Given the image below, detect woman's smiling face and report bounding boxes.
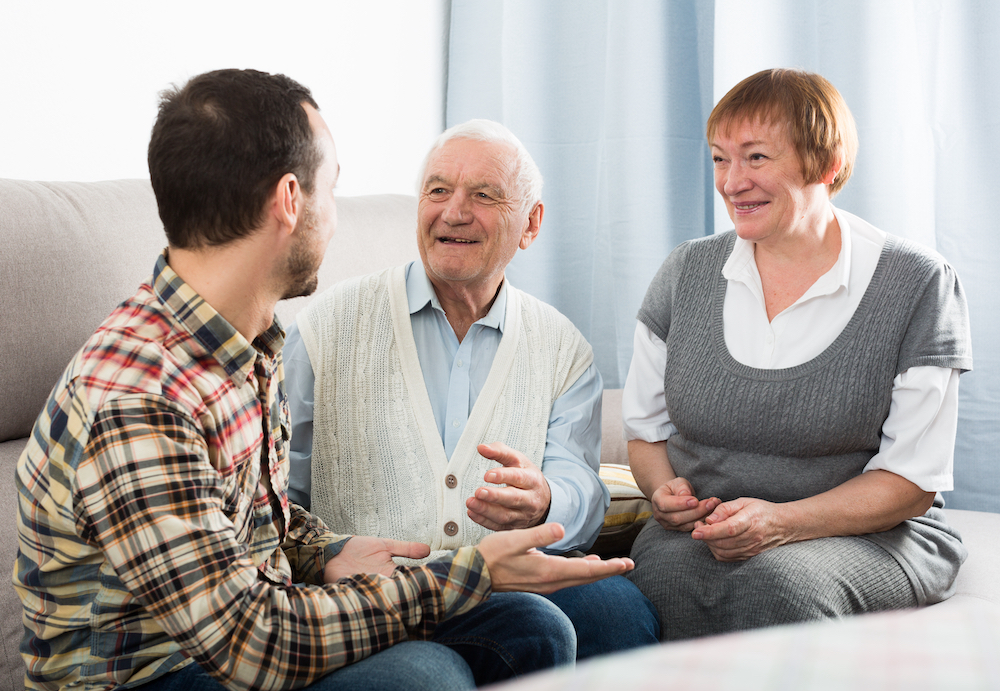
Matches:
[711,118,833,245]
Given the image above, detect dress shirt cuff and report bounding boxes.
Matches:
[539,468,606,553]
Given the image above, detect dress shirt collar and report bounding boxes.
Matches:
[405,261,507,333]
[722,203,854,299]
[154,252,284,388]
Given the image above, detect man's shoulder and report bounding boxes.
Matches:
[71,285,212,411]
[510,287,594,369]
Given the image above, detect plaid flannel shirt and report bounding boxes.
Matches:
[14,254,490,691]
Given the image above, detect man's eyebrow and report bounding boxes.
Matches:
[471,182,507,198]
[424,174,449,187]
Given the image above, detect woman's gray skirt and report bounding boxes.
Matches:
[627,518,917,641]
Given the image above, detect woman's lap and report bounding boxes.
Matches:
[627,519,917,641]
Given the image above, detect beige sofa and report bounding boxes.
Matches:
[1,179,998,690]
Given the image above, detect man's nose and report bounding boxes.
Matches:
[441,191,472,225]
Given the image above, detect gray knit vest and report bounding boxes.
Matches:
[637,231,973,604]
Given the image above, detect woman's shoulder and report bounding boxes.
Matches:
[876,234,962,297]
[656,231,736,276]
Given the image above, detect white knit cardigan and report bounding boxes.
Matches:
[297,265,593,559]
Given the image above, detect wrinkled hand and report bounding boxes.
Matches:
[477,523,634,594]
[466,442,551,531]
[323,536,431,583]
[691,497,791,562]
[650,477,721,532]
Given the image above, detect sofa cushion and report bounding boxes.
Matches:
[0,179,419,445]
[589,463,653,558]
[0,179,166,443]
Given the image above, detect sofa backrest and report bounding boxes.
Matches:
[0,178,418,443]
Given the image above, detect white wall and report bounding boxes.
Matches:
[0,0,450,197]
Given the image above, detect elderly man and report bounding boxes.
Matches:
[284,119,660,659]
[13,72,634,691]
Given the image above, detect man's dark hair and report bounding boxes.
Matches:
[148,69,321,248]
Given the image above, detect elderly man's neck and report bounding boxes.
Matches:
[429,274,505,343]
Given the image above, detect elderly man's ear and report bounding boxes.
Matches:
[519,202,544,250]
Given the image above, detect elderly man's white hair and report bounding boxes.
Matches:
[417,119,543,212]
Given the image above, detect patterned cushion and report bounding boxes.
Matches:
[589,464,652,558]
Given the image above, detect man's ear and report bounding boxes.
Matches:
[519,202,544,250]
[272,173,302,235]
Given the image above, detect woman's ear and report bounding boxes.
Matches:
[822,154,844,186]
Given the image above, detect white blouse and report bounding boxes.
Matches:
[622,206,959,492]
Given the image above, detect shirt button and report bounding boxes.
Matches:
[452,419,461,428]
[446,474,458,488]
[457,359,464,368]
[444,521,459,536]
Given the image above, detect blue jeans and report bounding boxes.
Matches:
[430,591,576,686]
[542,575,661,659]
[138,591,574,690]
[137,641,475,691]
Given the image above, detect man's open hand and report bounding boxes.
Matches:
[323,536,432,583]
[467,442,551,531]
[477,523,633,594]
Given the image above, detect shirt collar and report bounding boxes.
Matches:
[721,202,853,298]
[153,252,284,388]
[405,260,507,333]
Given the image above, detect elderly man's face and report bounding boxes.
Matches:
[417,137,539,296]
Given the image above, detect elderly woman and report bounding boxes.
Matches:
[623,68,973,640]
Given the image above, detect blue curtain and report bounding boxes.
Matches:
[447,0,999,513]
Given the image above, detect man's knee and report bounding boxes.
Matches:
[544,576,660,657]
[314,641,474,691]
[432,591,576,680]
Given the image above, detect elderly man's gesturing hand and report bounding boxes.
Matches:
[467,442,552,531]
[477,523,633,593]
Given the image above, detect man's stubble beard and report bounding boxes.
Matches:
[281,203,322,300]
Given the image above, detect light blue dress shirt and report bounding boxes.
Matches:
[284,262,608,552]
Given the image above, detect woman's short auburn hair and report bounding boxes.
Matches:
[706,68,859,196]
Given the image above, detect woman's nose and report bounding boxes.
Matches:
[723,162,752,196]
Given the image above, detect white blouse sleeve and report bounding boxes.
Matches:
[622,322,678,443]
[863,365,961,491]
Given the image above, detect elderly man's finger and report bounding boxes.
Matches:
[483,466,538,488]
[477,442,531,468]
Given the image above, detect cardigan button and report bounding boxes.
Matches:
[445,474,458,488]
[444,521,459,536]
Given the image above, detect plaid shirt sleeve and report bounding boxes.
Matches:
[78,394,491,690]
[282,502,351,585]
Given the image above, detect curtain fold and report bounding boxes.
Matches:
[447,0,999,512]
